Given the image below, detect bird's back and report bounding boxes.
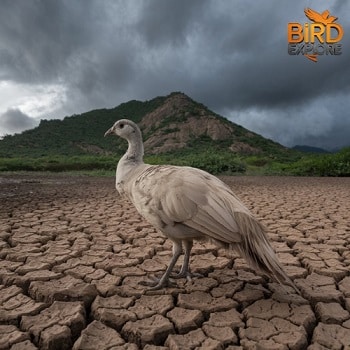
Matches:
[127,164,252,240]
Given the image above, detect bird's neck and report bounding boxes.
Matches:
[124,132,144,163]
[116,133,145,194]
[118,129,144,169]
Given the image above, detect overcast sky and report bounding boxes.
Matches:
[0,0,349,150]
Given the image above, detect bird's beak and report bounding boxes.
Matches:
[104,127,113,137]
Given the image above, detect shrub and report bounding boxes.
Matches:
[287,147,350,176]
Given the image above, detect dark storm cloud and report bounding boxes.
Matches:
[0,0,137,103]
[0,0,90,83]
[136,0,205,47]
[206,5,347,108]
[0,0,349,149]
[231,93,350,150]
[0,108,36,134]
[132,0,350,113]
[289,94,350,150]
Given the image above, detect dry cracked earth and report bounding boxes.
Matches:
[0,174,350,350]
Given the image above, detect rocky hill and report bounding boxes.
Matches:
[0,92,291,159]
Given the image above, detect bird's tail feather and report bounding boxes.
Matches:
[231,212,300,294]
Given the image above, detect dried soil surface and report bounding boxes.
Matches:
[0,174,349,350]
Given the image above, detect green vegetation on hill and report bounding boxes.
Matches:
[0,97,166,158]
[0,92,292,160]
[0,92,348,176]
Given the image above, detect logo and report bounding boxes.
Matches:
[288,8,344,62]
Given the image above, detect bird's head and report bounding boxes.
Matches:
[104,119,140,139]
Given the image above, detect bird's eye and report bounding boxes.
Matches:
[119,123,124,129]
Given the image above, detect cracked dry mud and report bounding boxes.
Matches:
[0,174,349,350]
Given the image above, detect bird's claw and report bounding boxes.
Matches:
[171,271,203,282]
[139,276,176,290]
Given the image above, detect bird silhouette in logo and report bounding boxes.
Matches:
[304,8,338,25]
[303,8,338,62]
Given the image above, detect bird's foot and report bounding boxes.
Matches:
[171,270,203,282]
[139,275,176,290]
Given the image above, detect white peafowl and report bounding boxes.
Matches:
[105,119,299,293]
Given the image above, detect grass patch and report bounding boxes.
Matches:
[0,151,246,176]
[0,147,348,176]
[0,155,118,173]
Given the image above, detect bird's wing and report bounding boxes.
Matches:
[304,8,337,25]
[321,10,330,19]
[131,165,251,244]
[304,8,323,23]
[321,10,337,22]
[321,10,337,23]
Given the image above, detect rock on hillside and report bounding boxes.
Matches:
[141,94,230,153]
[140,93,264,155]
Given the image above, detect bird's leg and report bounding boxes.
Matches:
[142,240,183,290]
[172,240,202,281]
[175,240,192,278]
